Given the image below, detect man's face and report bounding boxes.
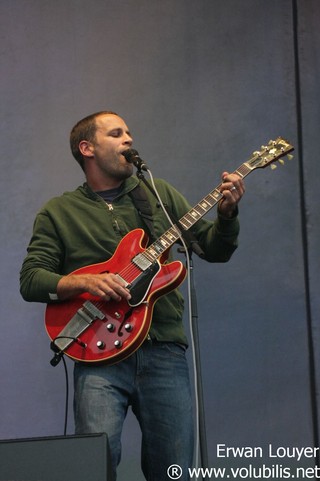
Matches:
[89,114,134,182]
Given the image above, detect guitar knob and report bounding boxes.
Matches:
[114,340,123,349]
[124,323,133,332]
[107,323,115,332]
[97,341,105,350]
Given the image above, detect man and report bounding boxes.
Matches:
[20,111,245,480]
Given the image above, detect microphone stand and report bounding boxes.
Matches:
[134,164,209,478]
[189,254,209,477]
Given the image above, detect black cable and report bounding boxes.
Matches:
[292,0,319,460]
[61,355,69,436]
[49,338,71,436]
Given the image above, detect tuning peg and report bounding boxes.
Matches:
[287,154,293,160]
[279,159,285,165]
[270,164,277,170]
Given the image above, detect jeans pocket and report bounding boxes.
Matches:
[161,342,187,358]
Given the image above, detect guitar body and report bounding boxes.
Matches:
[45,229,187,364]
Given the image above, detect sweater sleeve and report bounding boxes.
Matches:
[196,211,239,262]
[20,210,64,303]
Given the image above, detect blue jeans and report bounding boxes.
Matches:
[73,341,194,480]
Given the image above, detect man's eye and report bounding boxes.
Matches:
[109,130,121,137]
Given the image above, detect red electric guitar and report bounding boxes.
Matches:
[46,137,294,365]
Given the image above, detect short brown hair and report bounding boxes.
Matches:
[70,111,118,170]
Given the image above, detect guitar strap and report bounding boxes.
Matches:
[129,184,157,241]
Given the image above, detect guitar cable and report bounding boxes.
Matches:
[60,355,69,437]
[48,344,70,436]
[50,335,85,436]
[50,336,86,366]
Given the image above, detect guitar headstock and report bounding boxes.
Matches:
[247,137,294,171]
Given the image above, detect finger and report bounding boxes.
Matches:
[220,180,238,196]
[222,178,244,197]
[102,275,131,301]
[222,190,238,204]
[232,177,245,194]
[110,275,132,298]
[220,185,242,207]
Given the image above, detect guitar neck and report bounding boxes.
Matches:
[142,136,293,263]
[143,162,252,262]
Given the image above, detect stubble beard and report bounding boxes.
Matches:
[107,155,133,182]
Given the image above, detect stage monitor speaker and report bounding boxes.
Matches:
[0,432,113,481]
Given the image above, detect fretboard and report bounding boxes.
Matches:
[142,161,255,263]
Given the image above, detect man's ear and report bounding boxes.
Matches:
[79,140,94,158]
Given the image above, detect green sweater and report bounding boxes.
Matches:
[20,176,240,345]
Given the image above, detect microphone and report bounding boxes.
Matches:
[123,149,149,172]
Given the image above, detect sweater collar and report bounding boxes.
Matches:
[80,176,140,201]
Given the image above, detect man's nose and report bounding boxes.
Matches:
[123,133,133,145]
